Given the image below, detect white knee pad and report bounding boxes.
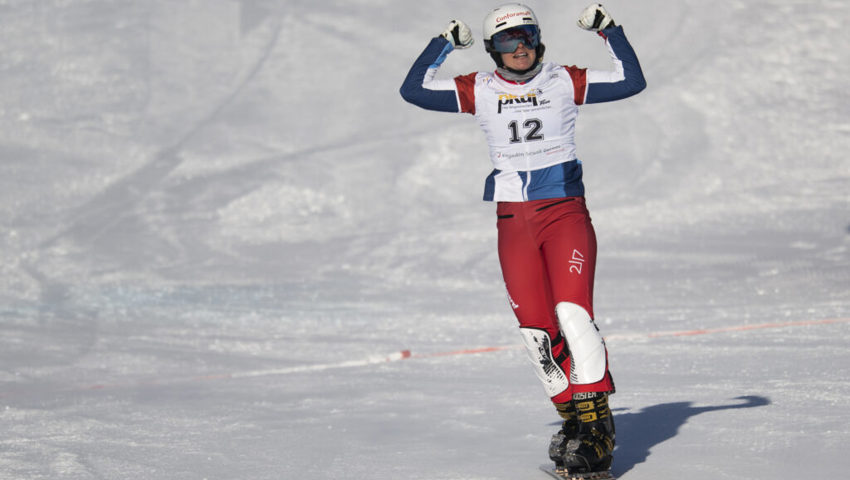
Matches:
[555,302,607,384]
[519,327,570,397]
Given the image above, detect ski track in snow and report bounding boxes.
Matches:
[0,1,848,480]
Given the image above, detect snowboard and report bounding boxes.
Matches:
[539,464,616,480]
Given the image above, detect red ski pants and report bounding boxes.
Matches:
[496,197,613,403]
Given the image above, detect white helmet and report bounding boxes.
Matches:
[482,3,539,44]
[482,3,544,71]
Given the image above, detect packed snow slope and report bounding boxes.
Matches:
[0,1,848,479]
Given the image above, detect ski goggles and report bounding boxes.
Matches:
[489,25,540,53]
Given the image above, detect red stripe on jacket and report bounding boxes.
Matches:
[454,73,477,114]
[564,66,587,105]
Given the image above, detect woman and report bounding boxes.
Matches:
[399,3,645,475]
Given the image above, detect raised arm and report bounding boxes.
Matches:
[399,20,474,112]
[577,4,647,104]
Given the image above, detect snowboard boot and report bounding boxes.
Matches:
[553,392,615,474]
[548,401,581,472]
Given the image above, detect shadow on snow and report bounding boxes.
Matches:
[611,395,771,476]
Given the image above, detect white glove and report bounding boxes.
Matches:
[577,4,616,32]
[440,20,474,49]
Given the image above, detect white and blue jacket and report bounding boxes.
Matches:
[400,26,646,202]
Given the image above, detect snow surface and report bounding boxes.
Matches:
[1,0,848,479]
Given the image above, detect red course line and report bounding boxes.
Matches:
[3,317,846,399]
[645,317,850,338]
[403,317,850,360]
[410,346,516,359]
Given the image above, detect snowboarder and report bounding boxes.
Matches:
[399,3,646,475]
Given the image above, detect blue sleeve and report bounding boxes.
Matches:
[585,26,647,104]
[399,37,461,112]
